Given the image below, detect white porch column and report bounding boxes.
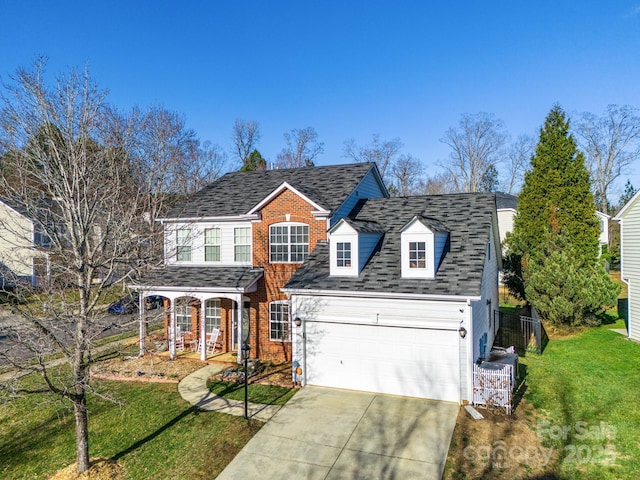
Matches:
[236,294,243,364]
[139,292,146,357]
[200,298,207,361]
[169,303,177,360]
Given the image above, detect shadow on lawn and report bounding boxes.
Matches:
[112,405,200,461]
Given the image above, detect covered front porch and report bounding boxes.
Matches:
[134,266,264,363]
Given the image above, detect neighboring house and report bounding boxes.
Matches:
[0,198,50,287]
[134,163,388,362]
[496,192,610,255]
[614,191,640,342]
[134,163,501,404]
[285,194,500,403]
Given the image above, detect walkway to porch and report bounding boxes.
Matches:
[177,363,282,422]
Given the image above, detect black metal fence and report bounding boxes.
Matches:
[494,308,548,355]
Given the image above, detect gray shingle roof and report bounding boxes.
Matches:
[162,163,378,219]
[285,193,497,297]
[496,192,518,210]
[334,218,385,234]
[134,266,263,291]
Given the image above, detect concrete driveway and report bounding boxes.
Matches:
[216,386,459,480]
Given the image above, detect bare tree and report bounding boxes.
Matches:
[231,118,261,169]
[503,134,534,194]
[275,127,324,168]
[343,134,402,182]
[417,171,457,195]
[440,113,507,193]
[389,154,423,196]
[0,60,172,474]
[575,105,640,211]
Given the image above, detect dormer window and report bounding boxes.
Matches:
[337,242,352,267]
[400,216,448,279]
[269,223,309,263]
[409,242,426,269]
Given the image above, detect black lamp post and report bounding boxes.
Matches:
[242,317,251,419]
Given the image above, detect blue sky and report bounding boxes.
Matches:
[1,1,640,197]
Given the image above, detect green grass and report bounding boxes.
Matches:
[0,378,261,479]
[207,380,297,405]
[521,321,640,479]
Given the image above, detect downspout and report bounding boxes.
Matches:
[466,298,474,403]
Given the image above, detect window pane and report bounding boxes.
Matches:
[269,302,290,341]
[205,299,221,332]
[270,224,309,263]
[234,227,251,262]
[337,242,352,267]
[205,245,220,262]
[176,229,192,261]
[409,241,426,268]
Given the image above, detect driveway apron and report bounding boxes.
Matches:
[216,386,458,480]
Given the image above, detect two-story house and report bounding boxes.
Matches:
[135,163,501,404]
[134,163,387,362]
[0,197,51,287]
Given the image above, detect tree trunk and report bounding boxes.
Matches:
[73,395,90,473]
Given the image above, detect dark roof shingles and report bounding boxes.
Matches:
[135,266,263,291]
[286,193,496,297]
[163,163,375,219]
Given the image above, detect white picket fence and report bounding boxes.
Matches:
[472,362,514,414]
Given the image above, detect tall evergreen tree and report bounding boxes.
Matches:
[505,105,619,326]
[509,105,599,266]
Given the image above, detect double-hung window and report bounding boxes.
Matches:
[336,242,352,267]
[176,229,192,262]
[234,227,251,262]
[409,241,426,269]
[269,224,309,263]
[175,302,192,334]
[204,228,221,262]
[205,299,221,333]
[269,301,290,341]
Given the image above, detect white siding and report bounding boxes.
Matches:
[291,294,470,402]
[471,227,499,360]
[0,202,37,283]
[164,221,253,266]
[332,168,387,225]
[497,208,516,250]
[329,222,359,276]
[619,199,640,341]
[401,221,436,278]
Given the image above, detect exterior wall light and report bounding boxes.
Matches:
[458,326,467,338]
[294,317,302,327]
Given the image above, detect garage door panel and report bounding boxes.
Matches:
[305,321,461,402]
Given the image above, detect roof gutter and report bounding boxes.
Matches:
[282,287,481,302]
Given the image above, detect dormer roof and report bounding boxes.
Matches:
[399,215,449,234]
[329,217,385,234]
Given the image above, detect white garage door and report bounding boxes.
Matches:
[304,321,461,402]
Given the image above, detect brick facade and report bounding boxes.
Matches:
[161,188,327,363]
[250,189,327,362]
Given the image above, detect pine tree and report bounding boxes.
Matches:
[506,105,619,326]
[509,104,599,266]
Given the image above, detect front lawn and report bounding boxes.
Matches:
[207,380,297,405]
[0,379,261,479]
[446,320,640,479]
